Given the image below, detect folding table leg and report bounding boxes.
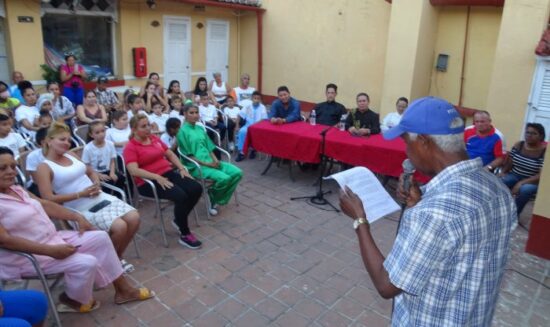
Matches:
[261,156,276,175]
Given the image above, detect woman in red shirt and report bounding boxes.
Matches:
[124,114,203,249]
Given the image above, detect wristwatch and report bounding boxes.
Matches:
[353,217,368,230]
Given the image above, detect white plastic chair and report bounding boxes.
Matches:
[177,146,239,219]
[128,172,200,248]
[0,249,63,327]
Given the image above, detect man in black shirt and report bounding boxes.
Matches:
[345,92,380,136]
[313,83,347,126]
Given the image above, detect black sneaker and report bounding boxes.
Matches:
[249,150,256,159]
[179,233,202,249]
[235,153,245,162]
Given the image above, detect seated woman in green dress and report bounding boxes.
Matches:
[176,105,243,216]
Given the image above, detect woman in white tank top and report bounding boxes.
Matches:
[208,72,232,105]
[35,122,140,273]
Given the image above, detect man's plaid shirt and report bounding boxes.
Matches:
[384,158,516,327]
[95,88,119,108]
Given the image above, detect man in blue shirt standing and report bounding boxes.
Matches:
[340,96,516,327]
[269,86,301,124]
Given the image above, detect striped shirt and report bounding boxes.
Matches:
[384,158,516,327]
[510,141,545,178]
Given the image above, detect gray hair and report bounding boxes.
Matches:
[213,72,221,78]
[408,116,465,153]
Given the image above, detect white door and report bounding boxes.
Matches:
[526,58,550,141]
[0,19,9,83]
[206,19,229,82]
[163,16,191,91]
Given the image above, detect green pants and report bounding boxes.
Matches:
[193,161,242,205]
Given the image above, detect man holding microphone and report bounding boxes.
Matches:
[340,97,516,326]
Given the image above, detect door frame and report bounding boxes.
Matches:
[163,15,192,90]
[525,56,550,141]
[205,18,230,82]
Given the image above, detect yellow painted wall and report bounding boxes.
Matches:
[4,0,44,82]
[429,6,502,110]
[486,0,550,142]
[260,0,391,109]
[238,12,258,89]
[410,1,439,103]
[379,0,438,116]
[483,0,550,217]
[119,0,240,91]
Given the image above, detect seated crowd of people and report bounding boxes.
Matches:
[0,59,546,321]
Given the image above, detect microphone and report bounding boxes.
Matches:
[402,159,416,195]
[397,159,416,235]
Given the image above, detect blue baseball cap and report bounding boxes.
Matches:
[383,96,464,140]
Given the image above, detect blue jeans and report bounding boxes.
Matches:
[63,86,84,106]
[501,172,538,215]
[0,290,48,327]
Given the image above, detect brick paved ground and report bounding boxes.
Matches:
[17,157,550,326]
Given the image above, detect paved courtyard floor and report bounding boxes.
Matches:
[20,156,550,326]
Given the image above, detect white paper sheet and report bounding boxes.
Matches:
[325,167,400,223]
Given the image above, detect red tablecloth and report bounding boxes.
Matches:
[324,129,408,177]
[244,120,430,182]
[245,121,324,163]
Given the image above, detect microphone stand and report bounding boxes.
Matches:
[290,126,340,212]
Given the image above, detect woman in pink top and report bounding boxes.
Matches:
[124,113,203,249]
[0,147,154,313]
[35,122,139,273]
[59,54,87,106]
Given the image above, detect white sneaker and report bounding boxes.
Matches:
[228,142,235,152]
[121,259,135,273]
[209,204,218,216]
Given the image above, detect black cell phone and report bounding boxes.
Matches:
[88,200,111,213]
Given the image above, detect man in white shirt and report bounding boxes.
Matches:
[381,97,408,132]
[230,73,256,108]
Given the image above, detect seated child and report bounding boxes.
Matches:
[106,110,131,156]
[82,121,126,193]
[161,117,181,151]
[221,95,241,152]
[25,127,48,196]
[198,92,226,144]
[37,109,53,129]
[168,95,185,123]
[236,91,268,162]
[0,109,26,158]
[149,101,169,134]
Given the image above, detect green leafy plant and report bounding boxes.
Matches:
[40,64,61,83]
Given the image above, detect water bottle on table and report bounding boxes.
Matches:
[310,110,316,126]
[339,115,346,131]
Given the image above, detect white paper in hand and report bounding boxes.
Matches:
[326,167,400,224]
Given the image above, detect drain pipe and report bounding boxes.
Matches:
[458,6,471,107]
[257,10,264,93]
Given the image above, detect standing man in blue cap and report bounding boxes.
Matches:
[339,96,516,327]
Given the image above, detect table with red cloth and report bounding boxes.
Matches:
[244,120,429,182]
